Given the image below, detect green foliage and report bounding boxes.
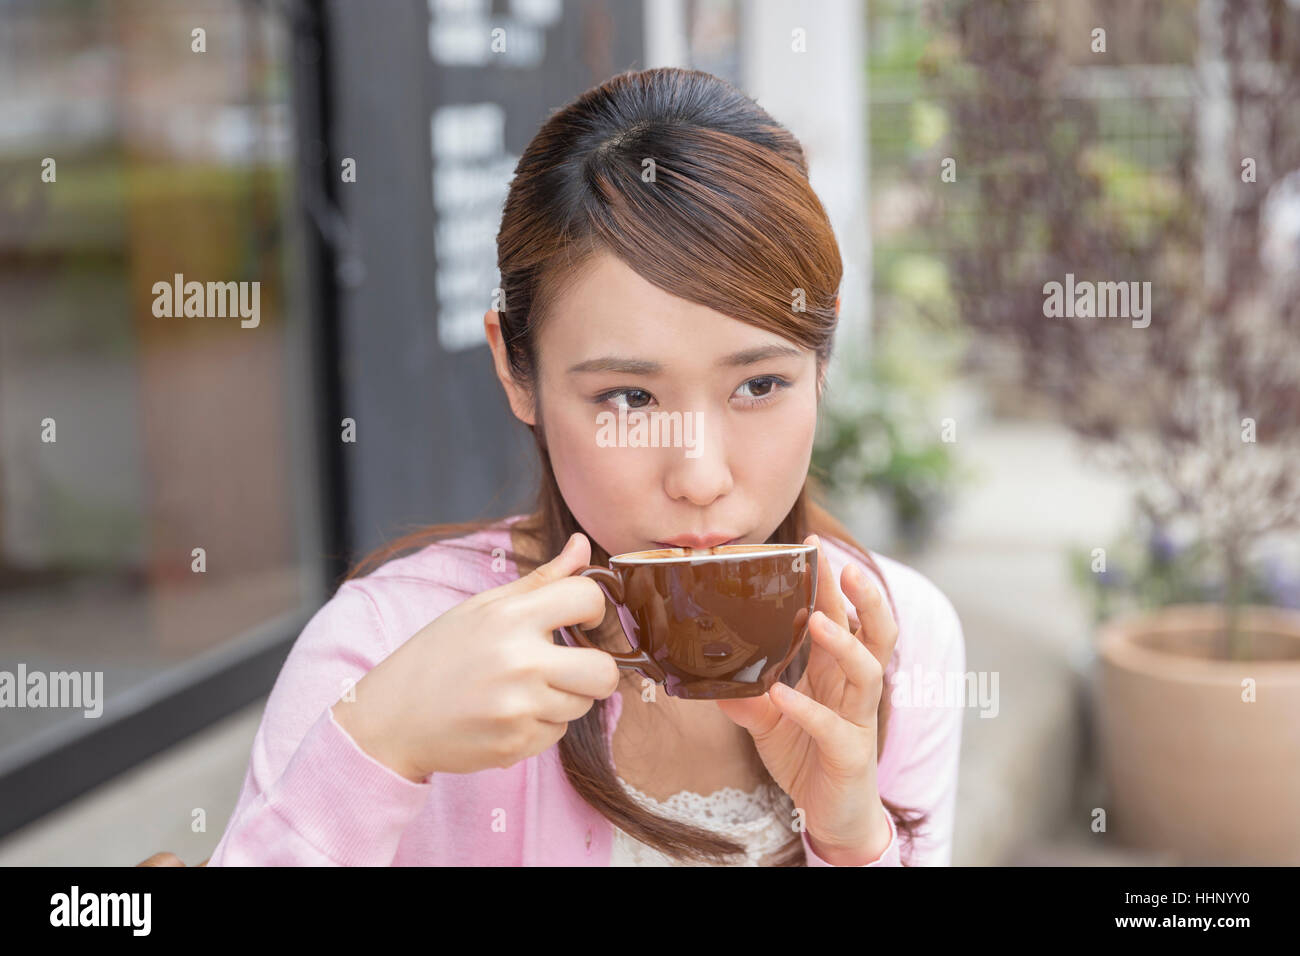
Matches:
[1069,518,1295,629]
[813,319,964,550]
[848,4,971,549]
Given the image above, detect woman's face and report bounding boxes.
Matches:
[486,251,822,558]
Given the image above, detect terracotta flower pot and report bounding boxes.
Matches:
[1096,604,1300,864]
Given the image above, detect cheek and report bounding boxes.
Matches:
[767,398,819,526]
[545,404,643,541]
[742,393,818,469]
[791,392,820,456]
[548,408,603,491]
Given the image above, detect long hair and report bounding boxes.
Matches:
[346,67,927,865]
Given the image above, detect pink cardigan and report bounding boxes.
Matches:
[208,517,965,866]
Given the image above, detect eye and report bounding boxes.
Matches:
[596,387,654,410]
[734,375,791,407]
[594,376,792,411]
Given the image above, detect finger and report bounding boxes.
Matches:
[877,676,893,763]
[536,643,622,699]
[840,562,898,669]
[809,609,881,728]
[806,535,850,633]
[715,692,782,736]
[836,563,898,760]
[488,531,592,600]
[136,852,186,867]
[768,680,851,756]
[507,572,610,636]
[530,683,607,723]
[802,534,849,695]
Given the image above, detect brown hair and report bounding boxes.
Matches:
[346,67,927,865]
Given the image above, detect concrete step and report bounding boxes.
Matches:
[912,543,1095,865]
[0,697,263,866]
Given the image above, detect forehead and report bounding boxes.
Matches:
[538,251,806,367]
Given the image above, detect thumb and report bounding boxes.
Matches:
[498,531,593,597]
[715,693,781,736]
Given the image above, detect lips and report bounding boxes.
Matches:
[656,532,739,548]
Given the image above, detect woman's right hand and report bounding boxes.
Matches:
[331,532,621,782]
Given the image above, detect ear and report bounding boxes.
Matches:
[484,309,537,426]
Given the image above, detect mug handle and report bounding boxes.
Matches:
[557,566,665,681]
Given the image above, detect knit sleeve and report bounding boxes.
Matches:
[876,575,966,866]
[801,809,902,866]
[205,582,439,866]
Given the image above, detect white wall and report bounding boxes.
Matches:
[741,0,870,369]
[643,0,872,373]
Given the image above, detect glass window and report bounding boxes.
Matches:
[0,1,317,768]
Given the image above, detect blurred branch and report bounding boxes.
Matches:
[921,0,1300,654]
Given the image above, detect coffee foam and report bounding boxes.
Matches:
[612,543,814,564]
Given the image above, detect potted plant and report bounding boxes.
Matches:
[1071,519,1300,863]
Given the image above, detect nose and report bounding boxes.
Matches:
[662,420,733,506]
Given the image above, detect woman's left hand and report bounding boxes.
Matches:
[716,534,898,865]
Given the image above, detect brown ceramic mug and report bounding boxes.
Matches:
[557,543,818,700]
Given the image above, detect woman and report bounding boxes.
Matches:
[203,66,965,867]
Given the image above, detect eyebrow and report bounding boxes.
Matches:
[567,344,803,375]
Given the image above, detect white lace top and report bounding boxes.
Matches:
[609,774,799,866]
